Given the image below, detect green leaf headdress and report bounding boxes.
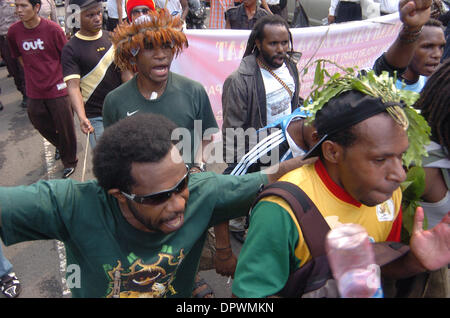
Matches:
[303,60,431,168]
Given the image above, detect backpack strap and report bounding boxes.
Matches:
[252,181,331,258]
[252,182,412,298]
[251,181,333,297]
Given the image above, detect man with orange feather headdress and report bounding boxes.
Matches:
[103,9,218,170]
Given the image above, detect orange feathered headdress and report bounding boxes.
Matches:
[112,9,188,72]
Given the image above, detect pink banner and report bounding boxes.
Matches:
[171,14,402,129]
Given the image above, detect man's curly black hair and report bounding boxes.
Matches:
[93,113,177,192]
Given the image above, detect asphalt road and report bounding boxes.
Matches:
[0,65,75,298]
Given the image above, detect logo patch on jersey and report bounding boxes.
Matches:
[325,215,343,229]
[127,110,139,117]
[376,199,394,222]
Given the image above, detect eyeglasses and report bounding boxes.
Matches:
[143,41,174,50]
[286,51,302,64]
[121,165,190,205]
[131,8,150,15]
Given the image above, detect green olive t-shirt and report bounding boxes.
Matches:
[0,172,266,298]
[102,73,218,164]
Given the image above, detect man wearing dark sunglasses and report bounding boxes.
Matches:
[125,0,155,23]
[0,113,313,298]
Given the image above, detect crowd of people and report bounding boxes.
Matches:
[0,0,449,299]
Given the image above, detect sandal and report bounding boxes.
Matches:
[192,275,214,298]
[0,272,21,298]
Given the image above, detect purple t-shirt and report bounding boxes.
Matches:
[7,18,68,99]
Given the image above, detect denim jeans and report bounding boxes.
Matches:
[0,243,12,277]
[89,116,104,149]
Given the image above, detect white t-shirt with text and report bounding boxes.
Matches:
[260,62,294,125]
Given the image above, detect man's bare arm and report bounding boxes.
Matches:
[384,0,432,69]
[66,78,93,134]
[116,0,124,22]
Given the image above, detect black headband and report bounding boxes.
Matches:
[303,92,404,159]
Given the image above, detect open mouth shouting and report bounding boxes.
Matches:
[152,64,170,78]
[161,213,184,232]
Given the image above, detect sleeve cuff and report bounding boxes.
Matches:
[63,74,81,82]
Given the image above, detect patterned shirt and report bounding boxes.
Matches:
[0,0,18,36]
[209,0,234,29]
[62,30,122,118]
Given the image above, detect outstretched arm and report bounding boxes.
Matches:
[263,155,317,184]
[382,207,450,279]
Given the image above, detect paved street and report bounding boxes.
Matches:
[0,65,74,298]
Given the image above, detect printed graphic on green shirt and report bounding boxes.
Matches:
[103,245,185,298]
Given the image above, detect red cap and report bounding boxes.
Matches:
[126,0,156,20]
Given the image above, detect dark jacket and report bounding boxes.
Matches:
[221,53,301,164]
[224,4,269,30]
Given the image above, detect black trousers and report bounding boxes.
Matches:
[0,35,26,97]
[27,96,78,168]
[335,1,362,23]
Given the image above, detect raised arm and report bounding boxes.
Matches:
[383,0,432,71]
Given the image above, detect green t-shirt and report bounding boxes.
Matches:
[0,172,267,298]
[102,73,218,164]
[232,201,301,298]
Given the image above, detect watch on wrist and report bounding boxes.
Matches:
[192,162,206,172]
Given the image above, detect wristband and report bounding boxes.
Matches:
[216,245,231,251]
[399,25,423,43]
[216,250,233,261]
[192,162,206,172]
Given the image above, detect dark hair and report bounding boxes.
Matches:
[93,113,177,191]
[315,90,391,159]
[315,92,359,159]
[28,0,41,7]
[243,14,293,58]
[413,58,450,156]
[424,18,445,31]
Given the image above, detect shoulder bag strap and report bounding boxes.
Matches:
[252,181,330,257]
[257,59,293,98]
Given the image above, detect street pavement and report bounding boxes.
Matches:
[0,65,72,298]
